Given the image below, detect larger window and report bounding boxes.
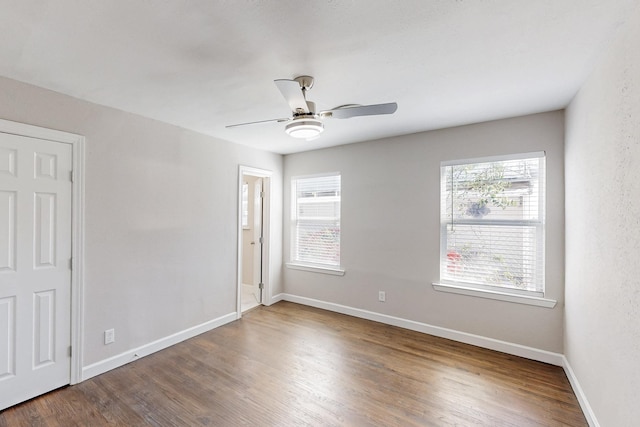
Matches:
[291,173,341,269]
[440,152,545,296]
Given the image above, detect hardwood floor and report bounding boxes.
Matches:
[0,302,586,426]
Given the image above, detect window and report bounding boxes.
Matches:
[439,152,545,297]
[241,182,249,229]
[290,173,341,270]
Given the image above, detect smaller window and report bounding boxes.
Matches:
[291,173,341,268]
[439,152,545,297]
[241,182,249,229]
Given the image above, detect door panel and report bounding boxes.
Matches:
[0,147,17,176]
[33,289,55,367]
[0,296,15,379]
[252,179,263,303]
[0,190,16,271]
[34,192,57,268]
[0,132,72,410]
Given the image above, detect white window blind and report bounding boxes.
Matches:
[440,152,545,295]
[292,173,341,267]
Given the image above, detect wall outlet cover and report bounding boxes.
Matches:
[104,329,115,344]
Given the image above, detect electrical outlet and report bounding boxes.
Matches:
[104,329,115,345]
[378,291,386,302]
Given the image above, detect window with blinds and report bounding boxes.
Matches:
[440,152,545,296]
[291,173,341,267]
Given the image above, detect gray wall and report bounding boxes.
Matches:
[565,4,640,425]
[0,76,283,367]
[284,111,565,352]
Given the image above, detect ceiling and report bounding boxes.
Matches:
[0,1,637,154]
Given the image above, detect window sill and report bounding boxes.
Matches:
[286,263,345,276]
[432,282,557,308]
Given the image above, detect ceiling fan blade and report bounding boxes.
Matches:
[226,117,290,128]
[323,102,398,119]
[274,79,310,114]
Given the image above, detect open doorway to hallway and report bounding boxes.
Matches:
[237,166,272,316]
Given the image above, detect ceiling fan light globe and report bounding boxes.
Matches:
[284,119,324,139]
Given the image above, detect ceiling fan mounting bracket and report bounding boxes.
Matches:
[294,75,314,91]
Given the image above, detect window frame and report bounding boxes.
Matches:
[287,172,345,276]
[433,152,556,308]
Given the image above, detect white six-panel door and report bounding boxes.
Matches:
[0,132,72,410]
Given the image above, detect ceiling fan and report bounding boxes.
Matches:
[226,75,398,139]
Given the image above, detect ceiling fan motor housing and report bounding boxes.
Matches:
[284,118,324,139]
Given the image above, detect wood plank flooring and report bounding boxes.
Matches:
[0,301,586,426]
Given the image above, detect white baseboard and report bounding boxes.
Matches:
[78,295,595,425]
[562,356,599,427]
[81,312,237,381]
[281,293,564,366]
[268,292,285,305]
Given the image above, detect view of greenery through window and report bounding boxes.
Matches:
[293,174,341,267]
[441,155,545,294]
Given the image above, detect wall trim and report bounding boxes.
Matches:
[281,293,564,366]
[81,312,237,381]
[77,296,595,424]
[432,282,557,308]
[562,356,599,427]
[269,292,285,305]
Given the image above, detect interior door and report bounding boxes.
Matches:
[0,132,72,410]
[252,178,263,303]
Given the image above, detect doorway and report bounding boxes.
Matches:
[237,166,272,316]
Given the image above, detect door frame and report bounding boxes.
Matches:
[0,119,85,385]
[237,165,272,318]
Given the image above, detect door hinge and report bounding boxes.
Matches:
[69,257,73,269]
[260,191,265,198]
[68,346,72,357]
[259,282,264,290]
[70,170,74,183]
[259,237,264,244]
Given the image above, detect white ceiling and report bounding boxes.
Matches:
[0,1,637,154]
